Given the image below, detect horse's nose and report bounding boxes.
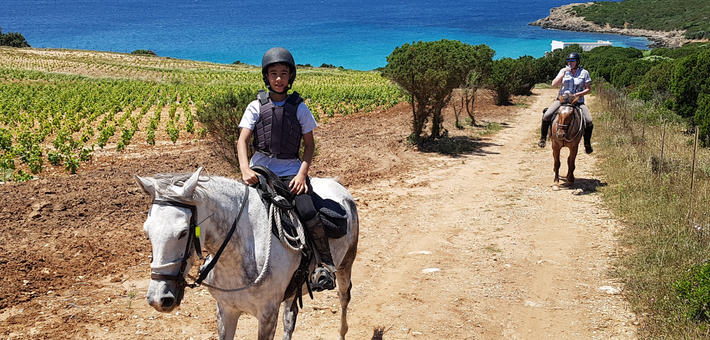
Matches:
[160,296,176,309]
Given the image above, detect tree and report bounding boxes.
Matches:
[382,39,493,142]
[0,27,31,48]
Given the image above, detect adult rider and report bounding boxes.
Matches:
[538,52,594,154]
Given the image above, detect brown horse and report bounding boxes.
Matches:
[550,95,585,185]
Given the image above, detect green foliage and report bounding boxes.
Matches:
[670,49,710,120]
[571,0,710,39]
[675,261,710,321]
[610,58,664,89]
[629,60,676,101]
[130,49,157,56]
[651,43,710,59]
[382,39,494,141]
[196,88,257,168]
[581,46,644,82]
[0,28,31,48]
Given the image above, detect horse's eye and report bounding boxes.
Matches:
[178,230,188,240]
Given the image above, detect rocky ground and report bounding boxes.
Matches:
[0,89,638,339]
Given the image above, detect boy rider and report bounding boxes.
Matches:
[237,47,336,291]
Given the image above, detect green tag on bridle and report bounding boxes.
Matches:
[195,226,201,238]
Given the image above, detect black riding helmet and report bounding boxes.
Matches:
[567,52,581,62]
[261,47,296,92]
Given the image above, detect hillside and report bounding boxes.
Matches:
[530,1,703,48]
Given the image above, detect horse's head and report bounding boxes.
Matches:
[555,104,576,139]
[135,167,204,313]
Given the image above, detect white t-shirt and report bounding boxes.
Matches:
[557,67,591,104]
[239,97,317,177]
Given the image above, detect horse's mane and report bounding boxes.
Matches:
[151,172,216,205]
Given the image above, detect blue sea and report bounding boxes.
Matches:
[0,0,649,70]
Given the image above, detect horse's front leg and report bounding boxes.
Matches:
[217,303,242,340]
[281,298,299,340]
[553,146,561,184]
[257,303,281,340]
[567,145,579,184]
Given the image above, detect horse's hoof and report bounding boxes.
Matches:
[538,140,546,148]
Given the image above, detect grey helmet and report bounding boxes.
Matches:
[261,47,296,92]
[567,52,581,62]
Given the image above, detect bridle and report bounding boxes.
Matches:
[148,187,249,296]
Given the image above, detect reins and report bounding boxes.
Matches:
[149,182,308,293]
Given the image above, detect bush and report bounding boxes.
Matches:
[610,58,664,89]
[670,49,710,119]
[582,46,643,83]
[651,43,710,60]
[195,88,258,169]
[382,39,493,141]
[629,60,675,101]
[130,49,157,56]
[0,27,30,48]
[674,261,710,321]
[489,58,516,105]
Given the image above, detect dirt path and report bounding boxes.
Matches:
[231,89,638,339]
[0,89,638,339]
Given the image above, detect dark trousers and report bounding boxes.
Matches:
[279,175,317,222]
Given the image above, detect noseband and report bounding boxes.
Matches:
[149,188,249,293]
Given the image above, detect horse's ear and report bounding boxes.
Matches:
[181,167,203,199]
[135,175,156,199]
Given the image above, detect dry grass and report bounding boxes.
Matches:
[593,82,710,338]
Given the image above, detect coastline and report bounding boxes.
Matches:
[529,3,688,49]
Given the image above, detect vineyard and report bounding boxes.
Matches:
[0,47,404,181]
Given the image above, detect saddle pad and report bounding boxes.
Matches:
[312,193,348,239]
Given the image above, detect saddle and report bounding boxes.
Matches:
[249,165,348,305]
[250,165,348,239]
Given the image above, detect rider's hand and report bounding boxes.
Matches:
[289,174,308,195]
[241,168,259,186]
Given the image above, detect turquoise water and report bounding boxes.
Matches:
[0,0,649,70]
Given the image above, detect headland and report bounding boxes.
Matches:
[529,3,688,49]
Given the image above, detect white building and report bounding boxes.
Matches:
[551,40,613,51]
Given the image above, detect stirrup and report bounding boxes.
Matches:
[585,144,593,154]
[538,139,546,148]
[311,266,336,292]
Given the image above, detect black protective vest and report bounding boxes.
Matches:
[252,89,304,159]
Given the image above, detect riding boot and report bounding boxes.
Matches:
[584,124,594,154]
[539,120,551,148]
[305,214,336,291]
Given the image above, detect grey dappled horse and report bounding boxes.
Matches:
[135,168,359,340]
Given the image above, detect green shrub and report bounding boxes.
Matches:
[629,60,675,101]
[195,88,258,168]
[582,46,643,83]
[670,49,710,119]
[130,49,157,56]
[651,43,710,60]
[675,261,710,321]
[0,27,30,48]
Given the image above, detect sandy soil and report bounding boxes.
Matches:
[0,89,638,339]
